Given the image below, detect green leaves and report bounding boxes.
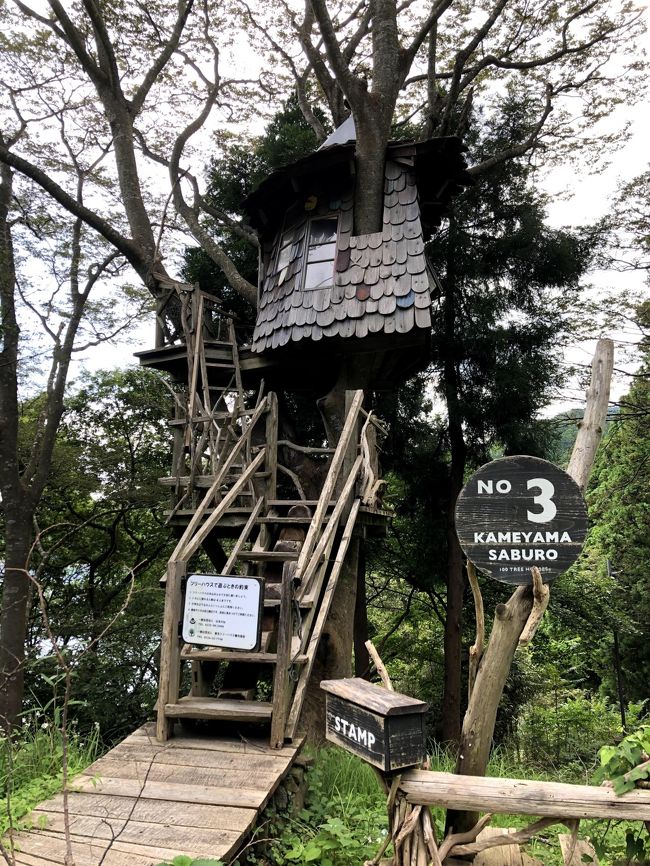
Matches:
[594,724,650,794]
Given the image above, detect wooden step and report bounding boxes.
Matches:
[181,649,308,664]
[164,697,273,721]
[236,551,300,562]
[256,516,329,525]
[267,499,335,508]
[264,597,313,609]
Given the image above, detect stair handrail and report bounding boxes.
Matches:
[294,389,364,579]
[170,396,269,561]
[299,454,363,598]
[285,498,362,740]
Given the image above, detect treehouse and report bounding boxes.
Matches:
[243,117,471,391]
[136,119,470,748]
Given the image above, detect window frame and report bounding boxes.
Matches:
[301,215,339,292]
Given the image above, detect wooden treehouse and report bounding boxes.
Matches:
[136,119,471,747]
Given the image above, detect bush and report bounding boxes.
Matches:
[0,717,100,834]
[516,691,646,770]
[269,748,387,866]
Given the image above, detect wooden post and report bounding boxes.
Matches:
[270,563,293,749]
[567,338,614,493]
[450,337,615,833]
[265,391,278,504]
[156,559,186,741]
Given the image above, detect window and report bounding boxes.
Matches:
[304,218,337,290]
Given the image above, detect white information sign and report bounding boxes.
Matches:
[182,574,263,650]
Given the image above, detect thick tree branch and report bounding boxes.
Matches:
[0,145,145,277]
[131,0,195,114]
[44,0,108,91]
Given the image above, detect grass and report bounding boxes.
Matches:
[282,745,646,866]
[0,719,100,835]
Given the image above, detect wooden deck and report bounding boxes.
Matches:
[8,723,303,866]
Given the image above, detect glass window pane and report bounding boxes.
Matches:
[308,242,336,263]
[304,260,334,289]
[309,218,337,246]
[277,244,292,270]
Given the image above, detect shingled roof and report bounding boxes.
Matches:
[245,125,470,355]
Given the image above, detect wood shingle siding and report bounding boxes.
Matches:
[251,161,435,353]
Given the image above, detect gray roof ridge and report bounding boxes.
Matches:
[318,115,356,150]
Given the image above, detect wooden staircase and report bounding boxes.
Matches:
[156,385,384,747]
[145,288,388,747]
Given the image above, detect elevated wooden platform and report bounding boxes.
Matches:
[9,723,303,865]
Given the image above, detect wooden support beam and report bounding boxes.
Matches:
[170,398,268,561]
[265,392,278,504]
[567,337,615,493]
[180,449,267,562]
[156,560,187,742]
[270,564,293,749]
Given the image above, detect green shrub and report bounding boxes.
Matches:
[516,692,646,769]
[0,717,100,834]
[270,747,387,866]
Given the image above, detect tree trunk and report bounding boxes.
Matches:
[438,214,466,745]
[353,109,389,235]
[0,516,34,730]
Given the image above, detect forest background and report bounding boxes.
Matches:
[0,0,649,862]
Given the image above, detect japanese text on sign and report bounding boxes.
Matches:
[182,574,263,650]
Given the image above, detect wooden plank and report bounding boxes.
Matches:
[156,559,186,741]
[400,770,650,821]
[72,776,266,809]
[27,812,126,838]
[124,724,303,757]
[286,500,361,739]
[237,549,300,561]
[181,648,308,664]
[82,759,278,790]
[13,844,165,866]
[223,496,264,573]
[270,564,293,748]
[320,677,427,716]
[24,814,240,859]
[9,831,185,866]
[164,695,273,721]
[559,833,600,865]
[31,792,256,832]
[103,743,293,773]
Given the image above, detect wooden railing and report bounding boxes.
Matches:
[392,769,650,864]
[282,390,365,740]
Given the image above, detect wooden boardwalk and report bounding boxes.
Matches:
[9,723,303,866]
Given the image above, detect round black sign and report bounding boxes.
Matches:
[455,455,588,585]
